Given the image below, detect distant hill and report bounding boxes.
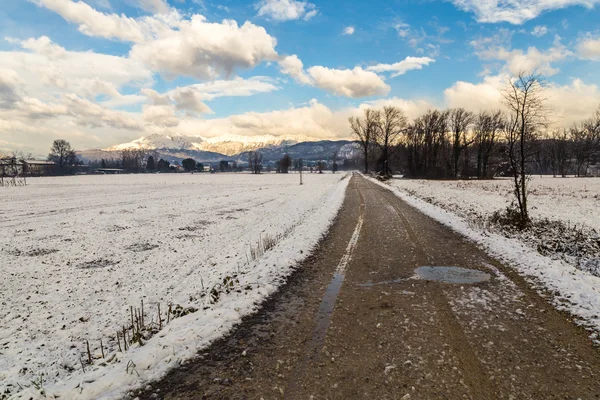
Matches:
[78,134,360,164]
[236,140,360,162]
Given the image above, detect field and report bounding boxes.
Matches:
[390,176,600,232]
[0,173,349,399]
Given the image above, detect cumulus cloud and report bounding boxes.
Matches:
[450,0,600,24]
[142,104,180,127]
[19,36,68,59]
[176,77,280,101]
[343,26,355,35]
[278,55,311,84]
[133,0,170,14]
[129,16,279,79]
[175,97,432,142]
[472,33,572,76]
[255,0,317,21]
[34,0,152,42]
[531,25,549,37]
[141,77,279,115]
[445,75,600,127]
[62,94,141,130]
[35,1,279,81]
[360,97,437,120]
[444,75,506,112]
[366,57,436,78]
[2,36,153,98]
[307,66,390,98]
[17,97,69,119]
[0,69,22,109]
[577,33,600,60]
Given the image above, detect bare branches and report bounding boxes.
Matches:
[349,108,380,173]
[247,151,263,174]
[448,108,475,178]
[374,106,408,176]
[502,71,551,227]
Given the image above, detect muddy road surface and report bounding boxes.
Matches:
[139,174,600,400]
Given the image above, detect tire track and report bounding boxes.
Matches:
[369,178,495,400]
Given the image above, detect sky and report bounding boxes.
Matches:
[1,0,600,155]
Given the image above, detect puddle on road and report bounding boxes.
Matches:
[311,272,345,350]
[415,266,491,284]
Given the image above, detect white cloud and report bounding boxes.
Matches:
[141,77,280,115]
[307,66,390,98]
[19,36,68,59]
[171,88,213,115]
[0,68,22,109]
[278,55,311,84]
[129,16,279,79]
[35,2,279,81]
[366,56,436,78]
[450,0,600,24]
[279,54,428,96]
[360,97,437,121]
[255,0,317,21]
[175,97,432,141]
[1,36,153,102]
[577,33,600,60]
[62,94,142,130]
[177,76,280,101]
[15,97,69,119]
[472,34,572,76]
[444,75,506,112]
[343,26,355,35]
[142,104,180,127]
[394,22,411,38]
[133,0,170,14]
[34,0,152,42]
[531,25,548,37]
[445,75,600,127]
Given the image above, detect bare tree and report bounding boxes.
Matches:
[48,139,78,174]
[279,154,292,173]
[502,72,550,227]
[548,129,572,177]
[474,110,504,179]
[448,108,475,178]
[405,109,450,178]
[373,106,407,176]
[349,108,380,173]
[571,106,600,176]
[248,151,263,174]
[121,149,147,173]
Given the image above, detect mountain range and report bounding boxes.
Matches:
[77,134,360,164]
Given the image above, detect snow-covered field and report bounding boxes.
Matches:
[372,176,600,340]
[0,173,349,399]
[390,176,600,232]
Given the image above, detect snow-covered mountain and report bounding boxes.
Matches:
[107,134,202,152]
[106,133,321,157]
[78,133,360,164]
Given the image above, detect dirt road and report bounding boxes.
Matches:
[139,174,600,399]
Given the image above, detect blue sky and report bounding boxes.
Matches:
[1,0,600,154]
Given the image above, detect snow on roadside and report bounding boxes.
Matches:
[388,176,600,232]
[367,176,600,340]
[1,173,350,400]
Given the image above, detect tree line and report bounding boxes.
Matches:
[350,82,599,181]
[350,72,600,227]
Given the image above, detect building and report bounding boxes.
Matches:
[95,168,124,174]
[23,160,56,176]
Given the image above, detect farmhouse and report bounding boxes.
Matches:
[23,160,56,176]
